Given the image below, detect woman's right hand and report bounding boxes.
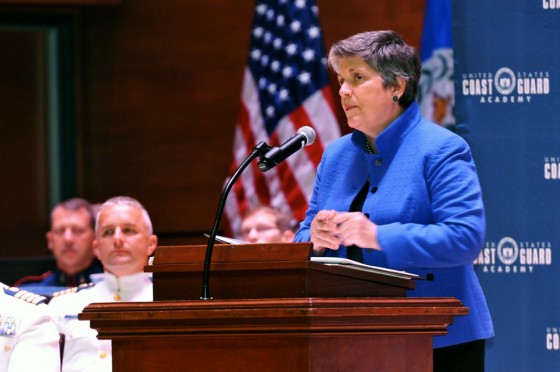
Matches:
[310,210,341,253]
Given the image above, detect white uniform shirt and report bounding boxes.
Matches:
[48,272,153,372]
[0,285,61,372]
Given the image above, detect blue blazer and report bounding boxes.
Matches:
[295,102,494,348]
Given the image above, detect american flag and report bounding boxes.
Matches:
[224,0,340,238]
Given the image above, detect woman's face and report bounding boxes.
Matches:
[335,56,402,138]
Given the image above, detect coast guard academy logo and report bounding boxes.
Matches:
[496,237,518,265]
[494,68,516,95]
[474,236,553,274]
[461,66,550,104]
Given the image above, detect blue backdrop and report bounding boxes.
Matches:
[452,1,560,370]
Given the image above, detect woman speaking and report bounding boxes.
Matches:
[294,30,494,371]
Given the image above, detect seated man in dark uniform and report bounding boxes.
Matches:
[14,198,103,295]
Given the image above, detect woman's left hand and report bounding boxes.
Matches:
[332,212,381,251]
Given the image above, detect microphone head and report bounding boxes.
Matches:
[297,126,316,146]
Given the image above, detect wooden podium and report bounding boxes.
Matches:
[80,243,468,371]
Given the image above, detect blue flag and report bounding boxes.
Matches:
[417,0,455,131]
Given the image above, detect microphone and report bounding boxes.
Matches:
[257,126,316,172]
[200,127,314,300]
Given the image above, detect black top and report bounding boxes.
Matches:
[346,180,370,263]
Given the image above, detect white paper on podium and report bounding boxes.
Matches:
[310,257,420,280]
[205,234,419,280]
[205,234,247,245]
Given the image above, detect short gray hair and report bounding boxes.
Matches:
[95,196,153,236]
[328,30,421,109]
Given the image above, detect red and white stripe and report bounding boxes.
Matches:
[224,68,341,238]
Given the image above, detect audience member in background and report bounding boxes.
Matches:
[1,282,60,371]
[14,198,103,291]
[48,196,157,372]
[240,206,296,243]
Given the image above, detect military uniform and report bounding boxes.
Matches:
[14,259,104,297]
[0,283,60,372]
[48,272,153,372]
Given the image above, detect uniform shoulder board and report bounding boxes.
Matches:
[2,284,48,305]
[51,282,95,298]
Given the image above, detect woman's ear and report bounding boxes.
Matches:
[393,76,407,98]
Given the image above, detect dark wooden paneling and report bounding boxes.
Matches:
[79,0,425,246]
[80,2,255,242]
[0,0,426,255]
[0,31,50,256]
[0,0,119,6]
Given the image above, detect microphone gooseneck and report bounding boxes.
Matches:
[257,126,316,172]
[201,141,271,300]
[201,126,315,300]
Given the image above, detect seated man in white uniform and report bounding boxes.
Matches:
[49,196,158,372]
[1,283,60,372]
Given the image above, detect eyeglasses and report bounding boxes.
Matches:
[241,225,279,236]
